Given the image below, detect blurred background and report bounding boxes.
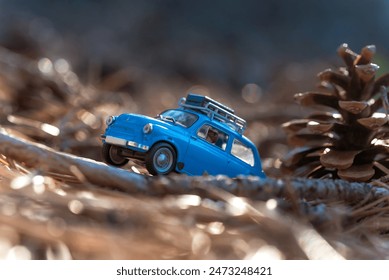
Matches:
[1,0,389,176]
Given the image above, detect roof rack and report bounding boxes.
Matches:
[179,93,247,134]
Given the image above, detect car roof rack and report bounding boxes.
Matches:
[178,93,247,134]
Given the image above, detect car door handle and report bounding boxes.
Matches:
[190,136,197,140]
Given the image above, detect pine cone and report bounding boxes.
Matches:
[282,44,389,182]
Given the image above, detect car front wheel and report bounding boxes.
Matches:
[102,143,129,166]
[145,143,176,175]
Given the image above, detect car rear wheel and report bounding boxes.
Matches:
[145,143,176,175]
[102,143,129,166]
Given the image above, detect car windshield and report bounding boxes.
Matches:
[159,110,198,128]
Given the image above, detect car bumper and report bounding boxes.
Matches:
[104,135,149,151]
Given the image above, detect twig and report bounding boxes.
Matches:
[0,129,146,193]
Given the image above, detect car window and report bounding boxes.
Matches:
[197,124,228,150]
[231,139,255,166]
[159,110,198,127]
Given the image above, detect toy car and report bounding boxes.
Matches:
[101,93,266,178]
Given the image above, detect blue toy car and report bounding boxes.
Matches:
[101,93,266,178]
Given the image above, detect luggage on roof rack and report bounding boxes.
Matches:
[185,94,235,114]
[179,93,247,134]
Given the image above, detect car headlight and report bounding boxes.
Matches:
[106,116,116,126]
[143,123,153,134]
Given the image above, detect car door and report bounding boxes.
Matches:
[184,123,229,175]
[227,138,256,176]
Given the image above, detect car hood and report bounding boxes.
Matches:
[115,113,186,132]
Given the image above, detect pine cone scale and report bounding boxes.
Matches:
[320,149,360,169]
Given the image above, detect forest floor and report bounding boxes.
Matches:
[1,43,389,260]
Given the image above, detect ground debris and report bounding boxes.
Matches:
[1,130,389,259]
[1,43,389,260]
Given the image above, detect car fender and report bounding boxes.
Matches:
[144,123,190,167]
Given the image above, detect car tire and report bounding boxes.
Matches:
[102,143,129,166]
[145,142,176,175]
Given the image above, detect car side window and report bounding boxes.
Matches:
[197,124,228,150]
[231,139,255,166]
